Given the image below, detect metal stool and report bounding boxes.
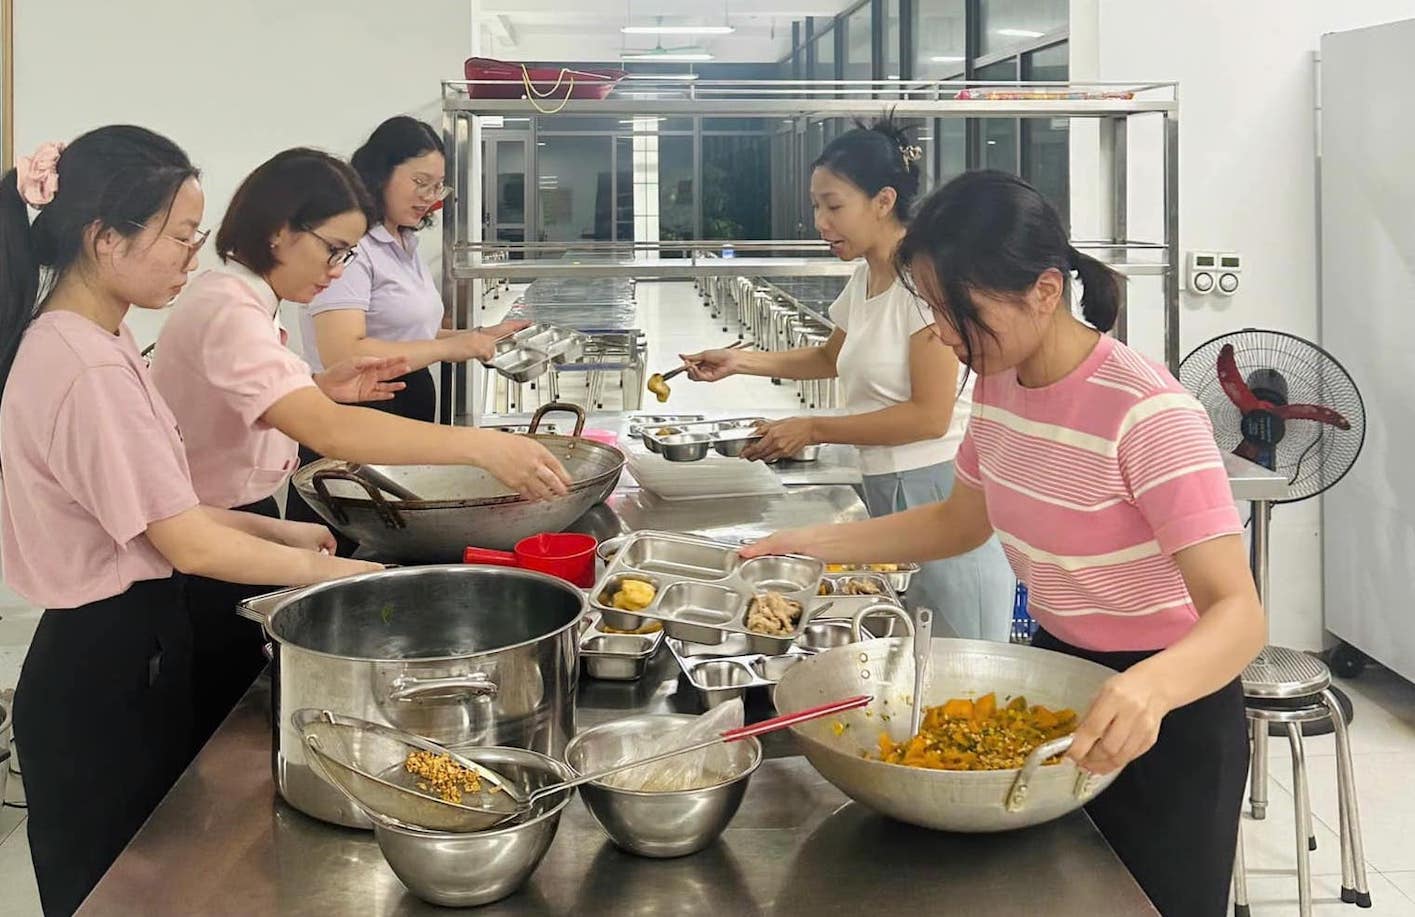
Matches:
[1231,499,1372,916]
[1232,689,1371,917]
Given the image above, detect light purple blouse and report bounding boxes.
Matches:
[300,225,444,371]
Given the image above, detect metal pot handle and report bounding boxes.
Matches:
[529,401,586,438]
[850,603,915,642]
[1005,735,1102,812]
[237,585,307,625]
[388,673,500,703]
[312,468,407,530]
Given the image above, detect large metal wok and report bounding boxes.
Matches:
[290,403,624,562]
[773,634,1122,832]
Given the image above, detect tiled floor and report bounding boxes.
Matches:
[2,281,1414,915]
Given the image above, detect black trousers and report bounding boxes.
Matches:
[285,366,436,556]
[1032,629,1249,917]
[13,576,192,917]
[183,496,280,754]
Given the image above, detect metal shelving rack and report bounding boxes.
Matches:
[441,78,1179,424]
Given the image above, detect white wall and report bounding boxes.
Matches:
[14,0,472,355]
[1070,1,1415,651]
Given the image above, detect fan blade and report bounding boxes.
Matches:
[1217,344,1265,413]
[1272,403,1352,430]
[1232,439,1274,470]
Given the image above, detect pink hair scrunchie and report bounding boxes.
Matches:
[15,141,66,208]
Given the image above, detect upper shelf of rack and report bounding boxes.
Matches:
[441,78,1179,119]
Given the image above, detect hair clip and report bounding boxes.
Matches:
[901,145,924,165]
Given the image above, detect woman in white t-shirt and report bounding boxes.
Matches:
[682,118,1014,641]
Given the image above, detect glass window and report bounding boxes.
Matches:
[659,135,694,244]
[936,117,967,183]
[884,0,901,80]
[979,0,1067,56]
[975,59,1019,173]
[913,0,966,81]
[842,2,872,82]
[813,20,835,80]
[1022,42,1069,227]
[702,135,771,240]
[536,135,612,243]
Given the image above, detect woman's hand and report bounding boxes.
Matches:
[739,527,824,560]
[741,417,817,463]
[476,432,574,501]
[481,319,532,340]
[1065,667,1172,775]
[679,348,745,382]
[315,356,410,404]
[273,520,339,554]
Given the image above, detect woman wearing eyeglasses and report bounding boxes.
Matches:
[150,148,572,750]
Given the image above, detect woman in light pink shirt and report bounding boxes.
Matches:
[0,128,379,917]
[748,173,1266,916]
[151,149,572,745]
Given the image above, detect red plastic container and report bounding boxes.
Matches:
[464,532,598,587]
[463,57,626,101]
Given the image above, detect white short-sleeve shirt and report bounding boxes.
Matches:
[829,263,974,476]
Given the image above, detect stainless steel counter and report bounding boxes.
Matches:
[81,667,1156,917]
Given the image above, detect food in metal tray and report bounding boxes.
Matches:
[876,693,1077,772]
[840,577,884,596]
[404,750,486,804]
[608,578,656,612]
[827,563,900,573]
[745,592,803,636]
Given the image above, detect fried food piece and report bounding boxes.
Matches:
[877,692,1077,771]
[746,591,803,636]
[405,750,483,804]
[608,578,656,611]
[841,577,884,596]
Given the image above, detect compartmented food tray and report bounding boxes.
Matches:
[577,612,664,681]
[638,417,767,461]
[591,531,825,654]
[824,563,920,594]
[488,324,588,383]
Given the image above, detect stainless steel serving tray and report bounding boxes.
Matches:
[590,531,825,655]
[577,614,664,682]
[488,324,589,383]
[639,418,768,461]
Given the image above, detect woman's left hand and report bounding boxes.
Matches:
[741,417,817,463]
[315,356,410,404]
[1065,667,1172,775]
[275,520,339,554]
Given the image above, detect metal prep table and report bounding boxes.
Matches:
[77,472,1156,916]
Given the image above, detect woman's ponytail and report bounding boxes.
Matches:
[0,169,41,393]
[1068,246,1122,333]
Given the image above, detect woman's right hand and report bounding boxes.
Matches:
[442,330,500,363]
[475,431,574,501]
[739,527,824,560]
[679,348,744,382]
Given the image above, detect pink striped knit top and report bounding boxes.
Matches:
[954,335,1242,652]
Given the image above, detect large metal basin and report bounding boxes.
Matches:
[238,565,583,829]
[773,637,1121,832]
[290,403,624,562]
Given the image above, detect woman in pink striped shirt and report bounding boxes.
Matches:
[748,171,1264,916]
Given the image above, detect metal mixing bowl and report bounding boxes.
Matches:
[371,747,573,908]
[563,714,761,858]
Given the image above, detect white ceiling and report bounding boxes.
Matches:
[476,0,863,64]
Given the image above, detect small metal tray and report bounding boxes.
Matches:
[639,418,767,461]
[590,531,824,655]
[666,616,885,708]
[824,563,920,594]
[577,613,664,682]
[489,324,588,383]
[625,414,706,438]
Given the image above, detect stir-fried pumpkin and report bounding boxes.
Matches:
[877,693,1077,771]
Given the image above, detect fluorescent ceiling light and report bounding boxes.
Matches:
[622,73,700,81]
[995,28,1044,38]
[929,55,964,63]
[622,51,714,61]
[622,25,734,35]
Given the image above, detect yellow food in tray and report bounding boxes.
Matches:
[877,693,1077,771]
[826,563,901,574]
[609,578,656,612]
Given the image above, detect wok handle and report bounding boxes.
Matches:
[312,468,407,530]
[237,585,307,625]
[850,603,914,642]
[388,673,500,703]
[529,401,586,438]
[1005,734,1103,812]
[462,546,520,567]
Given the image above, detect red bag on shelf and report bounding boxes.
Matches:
[462,57,626,102]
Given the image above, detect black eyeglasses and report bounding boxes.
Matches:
[300,226,358,267]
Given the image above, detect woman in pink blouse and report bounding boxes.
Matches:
[747,172,1265,916]
[151,149,572,750]
[0,128,379,917]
